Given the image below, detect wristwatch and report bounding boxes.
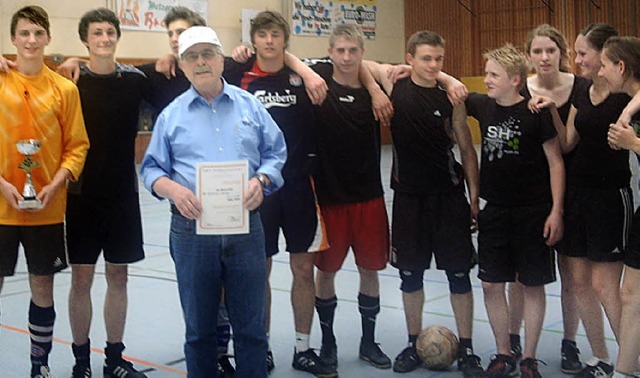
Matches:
[255,173,268,188]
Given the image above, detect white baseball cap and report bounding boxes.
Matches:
[178,26,223,57]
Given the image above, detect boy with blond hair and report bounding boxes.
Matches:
[465,44,565,378]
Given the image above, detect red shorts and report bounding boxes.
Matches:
[315,197,389,272]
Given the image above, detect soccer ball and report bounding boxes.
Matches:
[416,325,459,370]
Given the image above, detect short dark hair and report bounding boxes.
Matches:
[579,23,618,52]
[78,8,121,43]
[250,11,290,48]
[11,5,50,37]
[164,6,206,28]
[407,30,445,57]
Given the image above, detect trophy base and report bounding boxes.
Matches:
[18,199,42,210]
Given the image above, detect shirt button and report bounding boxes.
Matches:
[216,128,220,132]
[212,108,216,113]
[219,147,224,152]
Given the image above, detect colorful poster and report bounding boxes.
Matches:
[113,0,207,32]
[292,0,377,39]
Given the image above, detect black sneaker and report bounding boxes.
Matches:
[103,359,147,378]
[359,340,391,369]
[218,354,235,377]
[576,358,613,378]
[319,342,338,369]
[520,358,545,378]
[458,349,488,378]
[392,346,420,373]
[266,350,275,373]
[291,348,338,378]
[31,366,54,378]
[486,354,518,377]
[71,362,92,378]
[561,339,582,374]
[511,339,523,362]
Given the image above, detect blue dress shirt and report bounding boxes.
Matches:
[141,79,287,199]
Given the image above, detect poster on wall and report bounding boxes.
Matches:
[292,0,377,39]
[241,9,263,45]
[111,0,207,32]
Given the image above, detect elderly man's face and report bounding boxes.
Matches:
[180,43,224,93]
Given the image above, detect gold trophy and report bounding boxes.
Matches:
[16,139,42,209]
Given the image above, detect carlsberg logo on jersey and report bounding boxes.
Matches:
[484,117,522,161]
[254,90,298,109]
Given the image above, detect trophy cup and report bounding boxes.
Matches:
[16,139,42,209]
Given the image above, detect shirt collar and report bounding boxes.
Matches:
[185,77,234,107]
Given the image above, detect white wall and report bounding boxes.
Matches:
[1,0,405,63]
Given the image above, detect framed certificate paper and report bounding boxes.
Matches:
[195,160,249,235]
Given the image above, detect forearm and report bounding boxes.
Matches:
[620,91,640,122]
[548,161,565,215]
[44,167,71,195]
[151,176,184,201]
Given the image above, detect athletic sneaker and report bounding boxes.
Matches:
[103,359,147,378]
[510,339,523,362]
[520,358,544,378]
[218,354,235,377]
[319,342,338,369]
[458,349,488,377]
[561,339,582,374]
[392,346,421,373]
[359,340,391,369]
[291,348,338,378]
[486,354,518,377]
[266,350,275,372]
[71,362,91,378]
[576,357,614,378]
[32,365,55,378]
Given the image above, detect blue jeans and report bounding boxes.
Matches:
[170,211,268,378]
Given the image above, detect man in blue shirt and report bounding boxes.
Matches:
[140,26,287,378]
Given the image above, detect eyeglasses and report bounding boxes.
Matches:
[182,49,218,62]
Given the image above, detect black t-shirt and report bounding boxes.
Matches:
[69,63,151,197]
[390,77,463,194]
[466,93,557,206]
[570,89,631,188]
[309,59,384,205]
[521,75,590,124]
[137,61,190,123]
[223,56,317,179]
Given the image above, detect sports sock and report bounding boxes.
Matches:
[295,332,310,353]
[72,340,91,366]
[315,296,337,346]
[29,301,55,373]
[105,341,125,363]
[358,293,379,344]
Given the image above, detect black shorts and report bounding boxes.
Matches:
[390,190,476,271]
[0,223,67,276]
[259,176,328,257]
[66,194,145,265]
[477,203,556,286]
[557,185,631,262]
[625,207,640,269]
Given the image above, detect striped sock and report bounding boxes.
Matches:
[29,301,55,372]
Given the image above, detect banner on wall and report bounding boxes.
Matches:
[292,0,377,39]
[112,0,207,32]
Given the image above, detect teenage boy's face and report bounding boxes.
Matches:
[328,37,364,76]
[484,59,518,100]
[407,43,444,86]
[253,26,286,61]
[83,21,119,58]
[11,19,50,61]
[167,19,190,56]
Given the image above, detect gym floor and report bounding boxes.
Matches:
[0,145,625,377]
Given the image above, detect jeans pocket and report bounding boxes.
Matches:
[171,213,195,236]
